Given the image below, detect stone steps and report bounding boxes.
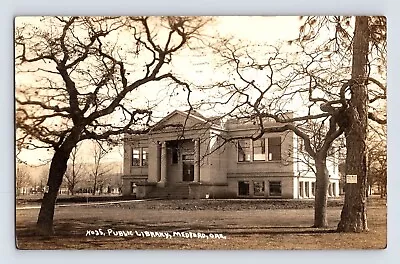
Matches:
[146,184,190,199]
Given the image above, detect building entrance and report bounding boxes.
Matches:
[182,162,194,181]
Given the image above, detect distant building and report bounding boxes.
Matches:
[122,110,340,199]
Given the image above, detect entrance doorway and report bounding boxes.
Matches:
[183,161,194,182]
[182,152,194,182]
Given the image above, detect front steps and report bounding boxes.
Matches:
[146,183,190,199]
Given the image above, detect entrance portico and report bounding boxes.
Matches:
[155,138,201,187]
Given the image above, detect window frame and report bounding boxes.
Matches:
[268,137,282,161]
[182,154,194,161]
[253,138,266,161]
[253,181,265,196]
[269,181,282,197]
[131,148,141,167]
[131,147,149,167]
[238,181,250,196]
[141,147,148,166]
[237,139,251,162]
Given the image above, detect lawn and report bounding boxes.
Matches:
[15,198,387,250]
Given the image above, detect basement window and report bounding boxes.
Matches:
[238,181,250,196]
[253,181,265,196]
[269,181,282,197]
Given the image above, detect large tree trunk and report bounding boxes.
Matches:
[313,155,330,227]
[36,147,73,235]
[337,16,369,232]
[92,176,97,195]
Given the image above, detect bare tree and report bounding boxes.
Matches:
[336,17,371,232]
[284,16,386,232]
[334,16,385,232]
[196,16,386,229]
[36,166,50,193]
[16,163,32,196]
[200,37,346,227]
[64,143,84,195]
[90,142,112,195]
[366,130,387,198]
[15,16,210,235]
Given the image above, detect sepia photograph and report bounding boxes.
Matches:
[15,15,387,250]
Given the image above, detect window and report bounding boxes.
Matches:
[268,137,281,161]
[132,148,140,166]
[238,139,251,162]
[253,139,265,161]
[182,154,194,161]
[269,181,282,197]
[142,148,148,166]
[253,181,265,196]
[238,181,250,196]
[132,147,148,167]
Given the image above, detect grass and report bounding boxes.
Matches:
[15,197,387,250]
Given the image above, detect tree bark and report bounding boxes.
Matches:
[313,155,330,227]
[36,147,73,235]
[337,16,369,232]
[93,176,97,195]
[36,129,81,235]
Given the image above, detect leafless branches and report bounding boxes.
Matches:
[64,143,84,195]
[16,16,210,155]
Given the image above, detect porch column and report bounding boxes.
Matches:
[302,181,306,198]
[298,181,302,198]
[156,142,161,182]
[159,141,167,187]
[334,182,339,197]
[328,183,332,197]
[194,138,200,182]
[330,183,334,197]
[308,181,313,198]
